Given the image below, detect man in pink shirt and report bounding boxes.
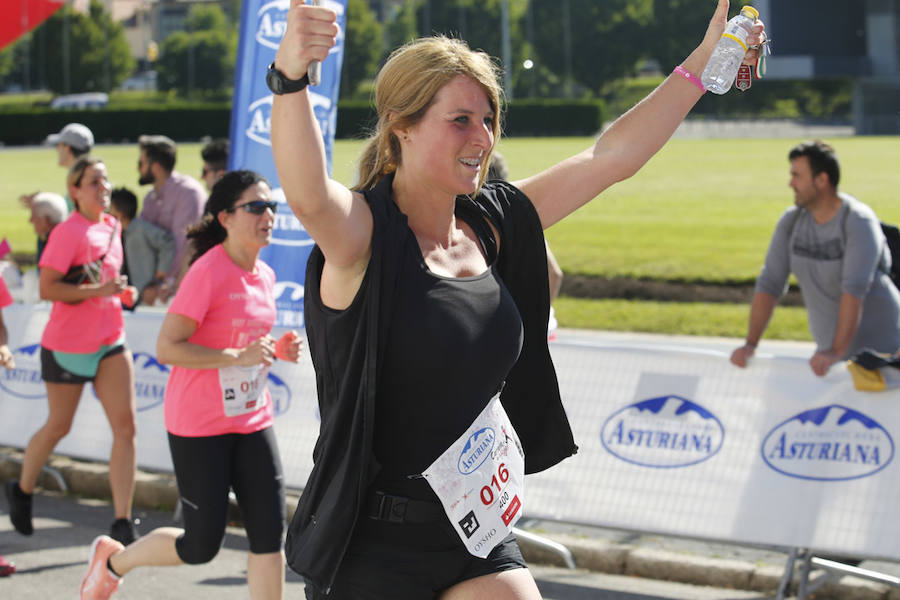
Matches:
[136,135,206,300]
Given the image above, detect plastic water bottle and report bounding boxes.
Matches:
[701,6,760,94]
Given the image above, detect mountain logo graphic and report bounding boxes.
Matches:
[267,371,292,417]
[131,351,170,412]
[600,395,725,468]
[0,343,44,399]
[458,427,496,475]
[761,404,894,481]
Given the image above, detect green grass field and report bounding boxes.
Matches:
[3,135,896,341]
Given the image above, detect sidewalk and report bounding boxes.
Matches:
[2,445,899,600]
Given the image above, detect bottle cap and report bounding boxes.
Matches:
[740,6,760,19]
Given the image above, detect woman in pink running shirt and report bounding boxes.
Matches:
[6,156,140,546]
[80,170,302,600]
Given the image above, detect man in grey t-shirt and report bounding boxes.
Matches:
[731,140,900,376]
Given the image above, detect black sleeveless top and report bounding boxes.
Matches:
[287,176,577,593]
[372,207,524,493]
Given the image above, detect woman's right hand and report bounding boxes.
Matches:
[234,335,276,368]
[274,0,339,81]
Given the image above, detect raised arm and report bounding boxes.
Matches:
[515,0,765,229]
[271,2,373,280]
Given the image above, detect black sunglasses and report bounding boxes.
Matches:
[227,200,277,215]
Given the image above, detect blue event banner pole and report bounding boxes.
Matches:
[228,0,348,328]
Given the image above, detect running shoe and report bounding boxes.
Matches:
[4,480,33,536]
[0,554,14,577]
[109,518,140,546]
[80,535,124,600]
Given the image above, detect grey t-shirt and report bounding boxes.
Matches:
[756,193,900,356]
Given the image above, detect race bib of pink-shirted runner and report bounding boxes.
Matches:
[218,364,269,417]
[423,396,526,558]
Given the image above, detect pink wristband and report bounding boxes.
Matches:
[673,65,705,93]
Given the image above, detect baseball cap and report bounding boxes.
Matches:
[45,123,94,151]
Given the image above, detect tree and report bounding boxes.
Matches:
[0,1,134,93]
[156,4,236,97]
[186,4,230,31]
[341,0,383,99]
[645,0,718,75]
[383,0,419,58]
[0,42,22,90]
[221,0,243,24]
[528,0,654,96]
[416,0,527,97]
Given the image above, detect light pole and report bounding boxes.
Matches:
[21,0,31,91]
[523,59,534,98]
[526,0,535,98]
[63,0,71,94]
[562,0,573,98]
[501,0,511,99]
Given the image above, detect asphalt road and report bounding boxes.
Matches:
[0,491,777,600]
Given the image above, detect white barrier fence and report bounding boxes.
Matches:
[0,304,322,490]
[528,339,900,562]
[1,306,898,561]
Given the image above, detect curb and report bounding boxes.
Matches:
[517,532,898,600]
[1,447,896,599]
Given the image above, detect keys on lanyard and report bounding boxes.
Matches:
[737,38,772,92]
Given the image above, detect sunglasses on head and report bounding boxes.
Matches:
[227,200,277,215]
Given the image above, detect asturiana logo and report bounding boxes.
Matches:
[246,93,333,150]
[458,427,495,475]
[246,95,273,147]
[0,343,44,399]
[273,280,304,303]
[255,1,289,50]
[600,395,725,468]
[268,188,315,249]
[267,372,292,417]
[761,404,894,481]
[256,0,345,51]
[131,352,170,412]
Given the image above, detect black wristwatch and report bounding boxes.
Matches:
[266,62,310,95]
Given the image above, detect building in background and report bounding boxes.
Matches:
[756,0,900,134]
[113,0,219,67]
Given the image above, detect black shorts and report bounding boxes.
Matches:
[168,428,285,560]
[41,344,126,384]
[304,513,527,599]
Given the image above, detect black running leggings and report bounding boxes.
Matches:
[168,427,285,564]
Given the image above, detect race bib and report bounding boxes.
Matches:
[423,396,526,558]
[218,364,269,417]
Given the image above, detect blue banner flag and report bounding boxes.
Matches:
[229,0,347,328]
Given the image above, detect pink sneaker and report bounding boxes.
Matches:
[80,535,124,599]
[0,553,15,576]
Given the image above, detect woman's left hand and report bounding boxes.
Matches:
[698,1,767,65]
[275,330,303,363]
[0,344,14,369]
[743,19,768,65]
